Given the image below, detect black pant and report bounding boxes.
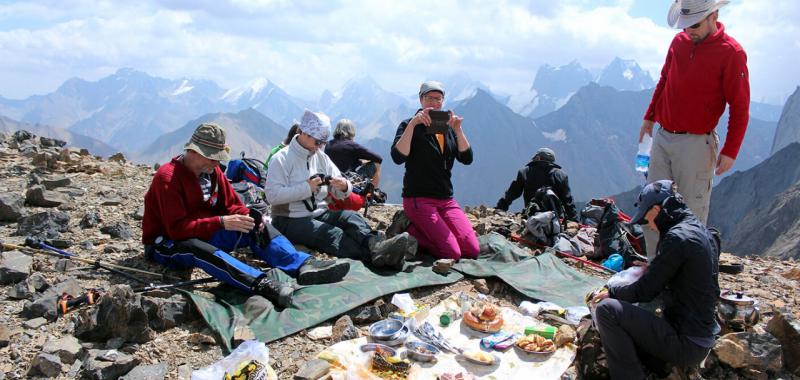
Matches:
[272,210,374,261]
[595,299,711,380]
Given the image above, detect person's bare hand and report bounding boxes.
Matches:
[591,288,610,305]
[632,260,648,270]
[308,176,323,193]
[411,108,433,127]
[639,120,655,142]
[715,154,735,175]
[449,111,464,132]
[221,214,254,233]
[328,177,348,192]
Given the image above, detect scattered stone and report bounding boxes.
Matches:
[767,310,800,374]
[132,206,145,221]
[42,335,83,364]
[106,337,126,350]
[433,258,455,275]
[42,176,71,190]
[0,250,33,285]
[7,281,33,299]
[294,359,331,380]
[108,152,126,163]
[49,238,72,249]
[331,315,359,343]
[72,285,155,344]
[21,295,58,320]
[81,349,140,380]
[713,332,783,372]
[79,211,102,229]
[25,184,69,207]
[79,240,95,250]
[142,294,194,330]
[55,258,79,272]
[100,221,133,240]
[23,317,48,329]
[0,193,24,222]
[347,299,394,324]
[39,136,66,148]
[0,325,11,347]
[16,210,70,239]
[783,268,800,281]
[306,326,333,340]
[472,279,490,294]
[187,332,216,345]
[27,272,49,292]
[58,186,86,197]
[119,363,168,380]
[100,195,124,206]
[27,352,63,377]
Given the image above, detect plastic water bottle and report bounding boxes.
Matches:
[635,134,652,173]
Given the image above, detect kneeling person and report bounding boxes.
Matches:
[142,123,350,308]
[591,180,719,379]
[266,110,417,269]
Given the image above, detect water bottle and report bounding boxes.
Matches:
[635,134,652,173]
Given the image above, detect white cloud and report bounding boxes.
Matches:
[0,0,796,104]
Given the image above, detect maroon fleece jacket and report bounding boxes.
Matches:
[142,156,248,244]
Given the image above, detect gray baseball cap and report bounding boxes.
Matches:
[532,147,556,163]
[419,80,445,97]
[630,180,677,225]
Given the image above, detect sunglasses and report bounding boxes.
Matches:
[687,14,710,30]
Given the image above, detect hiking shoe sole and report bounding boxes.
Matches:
[386,210,411,238]
[297,261,350,285]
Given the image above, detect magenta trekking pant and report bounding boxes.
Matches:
[402,197,480,260]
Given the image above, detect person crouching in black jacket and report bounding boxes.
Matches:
[590,180,720,379]
[495,147,577,221]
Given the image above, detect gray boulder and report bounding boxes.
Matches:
[7,281,33,299]
[767,309,800,374]
[27,352,63,377]
[16,210,70,239]
[713,332,783,372]
[0,250,32,285]
[0,193,24,222]
[80,349,140,380]
[79,211,102,229]
[100,221,133,240]
[42,176,71,190]
[72,285,155,344]
[43,335,84,364]
[119,363,168,380]
[25,184,69,207]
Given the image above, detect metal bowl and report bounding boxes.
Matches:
[369,319,405,340]
[360,343,397,357]
[404,341,439,362]
[369,325,409,346]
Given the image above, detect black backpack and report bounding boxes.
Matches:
[588,198,644,266]
[524,186,565,221]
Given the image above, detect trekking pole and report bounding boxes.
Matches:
[0,240,177,280]
[133,277,219,293]
[508,234,618,274]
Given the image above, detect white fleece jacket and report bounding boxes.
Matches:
[265,135,352,217]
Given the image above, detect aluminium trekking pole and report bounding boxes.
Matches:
[508,233,618,274]
[133,277,219,293]
[0,240,177,280]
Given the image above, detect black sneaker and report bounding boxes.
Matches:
[252,270,293,308]
[297,259,350,285]
[386,210,411,238]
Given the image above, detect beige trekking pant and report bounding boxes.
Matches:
[643,127,719,259]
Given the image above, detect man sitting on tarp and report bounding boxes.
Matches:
[495,147,577,222]
[266,110,417,270]
[142,123,350,308]
[590,180,719,379]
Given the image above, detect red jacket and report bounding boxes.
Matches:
[645,22,750,159]
[142,156,249,244]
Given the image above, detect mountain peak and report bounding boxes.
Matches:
[221,77,275,103]
[596,58,654,91]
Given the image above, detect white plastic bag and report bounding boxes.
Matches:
[192,340,274,380]
[606,266,646,288]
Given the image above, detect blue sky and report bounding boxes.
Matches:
[0,0,798,104]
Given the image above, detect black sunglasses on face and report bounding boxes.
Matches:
[687,14,710,29]
[304,132,326,146]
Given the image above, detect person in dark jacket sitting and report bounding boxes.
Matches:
[495,147,577,221]
[325,119,383,188]
[590,180,720,379]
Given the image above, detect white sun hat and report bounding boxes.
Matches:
[667,0,729,29]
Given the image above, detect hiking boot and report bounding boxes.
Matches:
[252,270,293,308]
[371,232,417,270]
[367,231,387,251]
[297,258,350,285]
[386,210,411,238]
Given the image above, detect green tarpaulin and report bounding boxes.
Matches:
[184,233,604,351]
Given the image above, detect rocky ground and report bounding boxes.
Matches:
[0,130,798,379]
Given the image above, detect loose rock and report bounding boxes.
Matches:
[27,352,63,377]
[42,176,71,190]
[0,325,12,347]
[72,285,155,344]
[766,310,800,374]
[0,250,33,285]
[16,210,70,239]
[294,359,331,380]
[0,193,24,222]
[79,211,102,229]
[119,363,168,380]
[81,349,140,380]
[100,221,133,240]
[22,317,47,329]
[713,332,783,372]
[25,184,69,207]
[42,335,83,364]
[331,315,359,343]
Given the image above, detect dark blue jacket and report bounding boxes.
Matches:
[390,116,473,199]
[609,196,720,338]
[495,160,577,220]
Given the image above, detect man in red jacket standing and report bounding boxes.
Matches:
[142,123,349,307]
[639,0,749,259]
